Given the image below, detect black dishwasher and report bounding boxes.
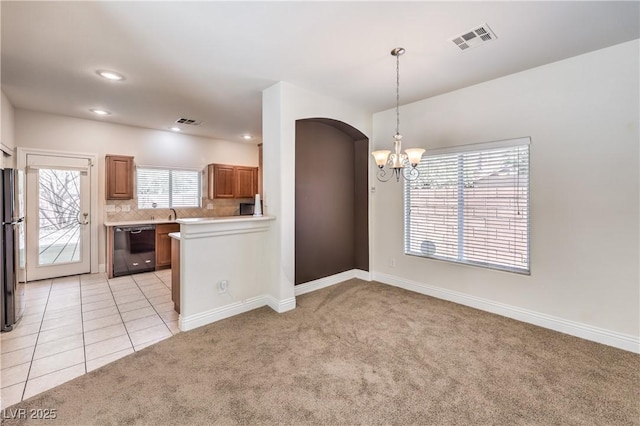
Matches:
[112,225,156,277]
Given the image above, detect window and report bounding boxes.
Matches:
[137,167,201,209]
[404,138,530,274]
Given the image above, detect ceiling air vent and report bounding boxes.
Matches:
[175,117,202,126]
[450,23,497,51]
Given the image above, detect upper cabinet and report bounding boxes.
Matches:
[235,166,257,198]
[208,164,258,199]
[210,164,235,198]
[105,155,134,200]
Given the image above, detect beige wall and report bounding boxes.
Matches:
[1,90,16,168]
[15,109,259,270]
[371,40,639,341]
[262,82,372,303]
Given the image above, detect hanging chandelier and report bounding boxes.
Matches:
[371,47,425,182]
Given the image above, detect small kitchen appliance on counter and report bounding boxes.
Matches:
[239,202,256,216]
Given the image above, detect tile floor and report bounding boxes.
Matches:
[0,269,180,409]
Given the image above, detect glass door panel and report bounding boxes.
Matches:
[37,169,82,266]
[26,154,91,281]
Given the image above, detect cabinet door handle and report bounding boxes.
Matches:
[132,262,139,266]
[145,260,151,263]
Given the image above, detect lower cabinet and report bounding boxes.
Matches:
[156,223,180,269]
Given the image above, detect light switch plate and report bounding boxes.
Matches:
[105,204,115,212]
[121,205,131,212]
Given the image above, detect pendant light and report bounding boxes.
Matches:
[372,48,425,182]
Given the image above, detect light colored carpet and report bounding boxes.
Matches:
[4,279,639,425]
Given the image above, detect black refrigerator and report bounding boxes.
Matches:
[1,168,26,332]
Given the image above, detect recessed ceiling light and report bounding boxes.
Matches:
[242,134,252,140]
[90,108,111,116]
[170,127,181,132]
[96,70,125,81]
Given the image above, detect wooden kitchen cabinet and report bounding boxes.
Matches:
[208,164,258,199]
[235,166,257,198]
[209,164,235,198]
[105,155,134,200]
[156,223,180,269]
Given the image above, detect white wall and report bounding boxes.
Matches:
[16,109,258,169]
[15,109,259,268]
[262,82,372,304]
[371,40,639,348]
[178,218,277,331]
[1,90,16,168]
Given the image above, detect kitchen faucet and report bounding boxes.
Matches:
[170,208,178,220]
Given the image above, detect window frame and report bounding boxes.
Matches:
[404,137,531,275]
[136,165,202,210]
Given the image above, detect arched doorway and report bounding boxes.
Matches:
[295,118,369,285]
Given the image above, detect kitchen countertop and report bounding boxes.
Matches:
[105,216,274,228]
[103,219,177,227]
[176,215,274,225]
[168,232,180,240]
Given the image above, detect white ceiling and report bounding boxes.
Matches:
[2,1,638,143]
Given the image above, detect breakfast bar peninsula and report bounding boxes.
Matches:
[170,215,286,331]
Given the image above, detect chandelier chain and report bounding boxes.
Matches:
[396,52,400,136]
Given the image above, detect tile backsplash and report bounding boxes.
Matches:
[104,197,254,222]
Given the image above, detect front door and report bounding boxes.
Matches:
[25,154,92,280]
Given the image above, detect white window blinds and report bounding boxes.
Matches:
[171,170,200,208]
[404,138,530,274]
[137,167,200,209]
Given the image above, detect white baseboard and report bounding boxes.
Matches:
[180,268,373,331]
[179,294,297,331]
[295,269,371,296]
[373,272,640,354]
[179,295,268,331]
[267,295,296,313]
[354,269,372,281]
[98,264,105,273]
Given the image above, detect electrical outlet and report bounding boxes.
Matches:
[207,203,213,210]
[121,204,131,212]
[218,280,228,294]
[105,204,115,212]
[390,258,396,267]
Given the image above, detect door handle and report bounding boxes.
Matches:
[77,212,89,225]
[130,230,142,234]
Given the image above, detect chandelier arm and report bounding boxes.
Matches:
[375,168,395,183]
[401,166,420,181]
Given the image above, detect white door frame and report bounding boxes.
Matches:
[17,147,99,276]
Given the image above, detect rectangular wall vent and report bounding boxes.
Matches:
[450,23,497,51]
[175,118,202,126]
